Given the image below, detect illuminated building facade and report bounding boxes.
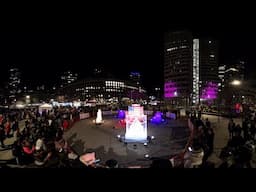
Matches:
[164,31,193,106]
[225,60,245,84]
[8,68,21,98]
[218,65,226,92]
[60,71,78,87]
[193,39,200,104]
[199,39,219,101]
[164,31,219,106]
[57,78,147,101]
[129,72,141,86]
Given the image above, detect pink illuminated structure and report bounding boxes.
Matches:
[200,82,218,100]
[164,81,178,98]
[125,104,147,142]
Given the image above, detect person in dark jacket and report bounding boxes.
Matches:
[12,140,23,165]
[205,118,211,128]
[0,125,5,148]
[228,119,235,139]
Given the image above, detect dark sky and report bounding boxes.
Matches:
[0,26,255,92]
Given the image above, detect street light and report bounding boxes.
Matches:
[230,80,242,86]
[230,80,242,118]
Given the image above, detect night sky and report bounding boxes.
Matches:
[0,25,255,92]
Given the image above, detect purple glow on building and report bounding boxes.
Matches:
[150,111,165,124]
[117,110,126,119]
[201,82,218,100]
[164,81,178,98]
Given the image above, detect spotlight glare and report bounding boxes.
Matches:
[151,136,155,140]
[144,154,149,158]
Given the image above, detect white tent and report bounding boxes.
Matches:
[38,103,53,113]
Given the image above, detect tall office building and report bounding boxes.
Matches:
[199,39,219,84]
[218,65,226,92]
[60,71,78,87]
[164,31,193,106]
[8,68,21,98]
[192,39,200,104]
[199,39,219,102]
[164,31,219,106]
[129,72,141,86]
[225,60,245,84]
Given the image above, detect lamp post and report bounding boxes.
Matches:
[25,95,31,105]
[230,80,242,118]
[130,90,133,103]
[218,80,242,126]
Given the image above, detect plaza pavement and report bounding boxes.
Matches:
[0,120,26,163]
[2,114,256,168]
[64,116,190,167]
[201,114,256,168]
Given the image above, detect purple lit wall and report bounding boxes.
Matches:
[150,111,165,124]
[164,81,177,98]
[200,82,218,100]
[117,110,126,119]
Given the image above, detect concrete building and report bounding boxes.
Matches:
[164,31,193,106]
[56,78,147,102]
[8,68,21,98]
[60,71,78,87]
[164,31,219,106]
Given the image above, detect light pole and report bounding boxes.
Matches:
[230,80,242,118]
[130,90,133,103]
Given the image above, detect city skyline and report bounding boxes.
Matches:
[0,28,255,92]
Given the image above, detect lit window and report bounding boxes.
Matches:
[167,47,178,52]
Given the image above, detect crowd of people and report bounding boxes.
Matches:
[0,110,21,148]
[180,108,256,168]
[219,109,256,168]
[2,105,256,168]
[0,107,129,168]
[179,112,215,168]
[0,107,84,167]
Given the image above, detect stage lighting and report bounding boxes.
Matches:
[151,136,155,140]
[144,154,149,158]
[117,135,121,138]
[144,142,148,146]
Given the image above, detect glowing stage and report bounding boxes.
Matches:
[64,114,189,167]
[124,104,148,143]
